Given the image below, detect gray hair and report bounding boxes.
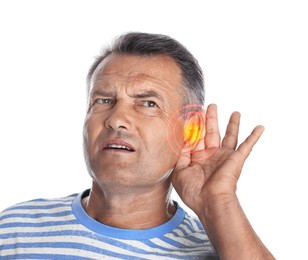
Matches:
[87,32,205,105]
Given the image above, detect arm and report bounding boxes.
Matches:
[172,104,274,259]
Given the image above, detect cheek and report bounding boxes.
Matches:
[166,114,185,150]
[84,115,104,152]
[144,118,183,162]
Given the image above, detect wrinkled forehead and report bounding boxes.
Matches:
[89,54,184,94]
[91,73,178,97]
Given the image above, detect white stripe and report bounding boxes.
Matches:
[1,205,72,215]
[48,195,76,201]
[0,214,75,225]
[6,198,74,208]
[0,224,83,235]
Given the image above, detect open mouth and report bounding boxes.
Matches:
[102,140,136,153]
[104,144,135,152]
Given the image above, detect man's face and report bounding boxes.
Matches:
[84,54,185,190]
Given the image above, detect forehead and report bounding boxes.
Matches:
[90,54,183,94]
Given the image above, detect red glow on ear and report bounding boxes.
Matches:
[166,104,218,161]
[184,117,202,146]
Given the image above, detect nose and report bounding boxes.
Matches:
[104,101,133,131]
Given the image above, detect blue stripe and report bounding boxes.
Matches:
[0,219,77,228]
[182,219,200,233]
[142,240,206,255]
[143,239,174,250]
[0,210,72,220]
[169,229,192,239]
[184,234,209,244]
[184,216,204,230]
[189,217,204,230]
[1,242,148,260]
[175,225,191,236]
[159,235,189,248]
[170,229,183,237]
[167,229,209,248]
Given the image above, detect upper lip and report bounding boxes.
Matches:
[101,139,136,151]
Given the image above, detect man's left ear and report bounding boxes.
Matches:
[183,112,204,150]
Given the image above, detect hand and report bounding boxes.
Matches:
[171,104,265,215]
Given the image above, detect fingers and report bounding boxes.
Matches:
[237,125,265,160]
[205,104,220,148]
[222,112,241,149]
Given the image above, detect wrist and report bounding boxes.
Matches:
[196,192,238,215]
[195,193,240,229]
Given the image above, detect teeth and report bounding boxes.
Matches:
[107,144,132,151]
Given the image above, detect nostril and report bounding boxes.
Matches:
[104,115,131,130]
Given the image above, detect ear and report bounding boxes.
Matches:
[183,112,204,149]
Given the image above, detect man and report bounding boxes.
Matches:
[0,32,274,259]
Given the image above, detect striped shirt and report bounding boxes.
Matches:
[0,190,218,259]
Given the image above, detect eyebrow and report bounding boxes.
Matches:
[91,89,115,97]
[132,90,165,102]
[91,89,165,102]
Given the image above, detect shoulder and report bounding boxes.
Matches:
[165,206,217,256]
[0,193,77,221]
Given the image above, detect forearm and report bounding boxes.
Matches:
[197,195,275,260]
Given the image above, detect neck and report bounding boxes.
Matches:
[82,181,176,229]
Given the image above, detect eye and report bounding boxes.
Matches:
[89,98,115,113]
[142,101,158,108]
[95,98,113,104]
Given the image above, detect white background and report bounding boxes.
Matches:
[0,1,307,259]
